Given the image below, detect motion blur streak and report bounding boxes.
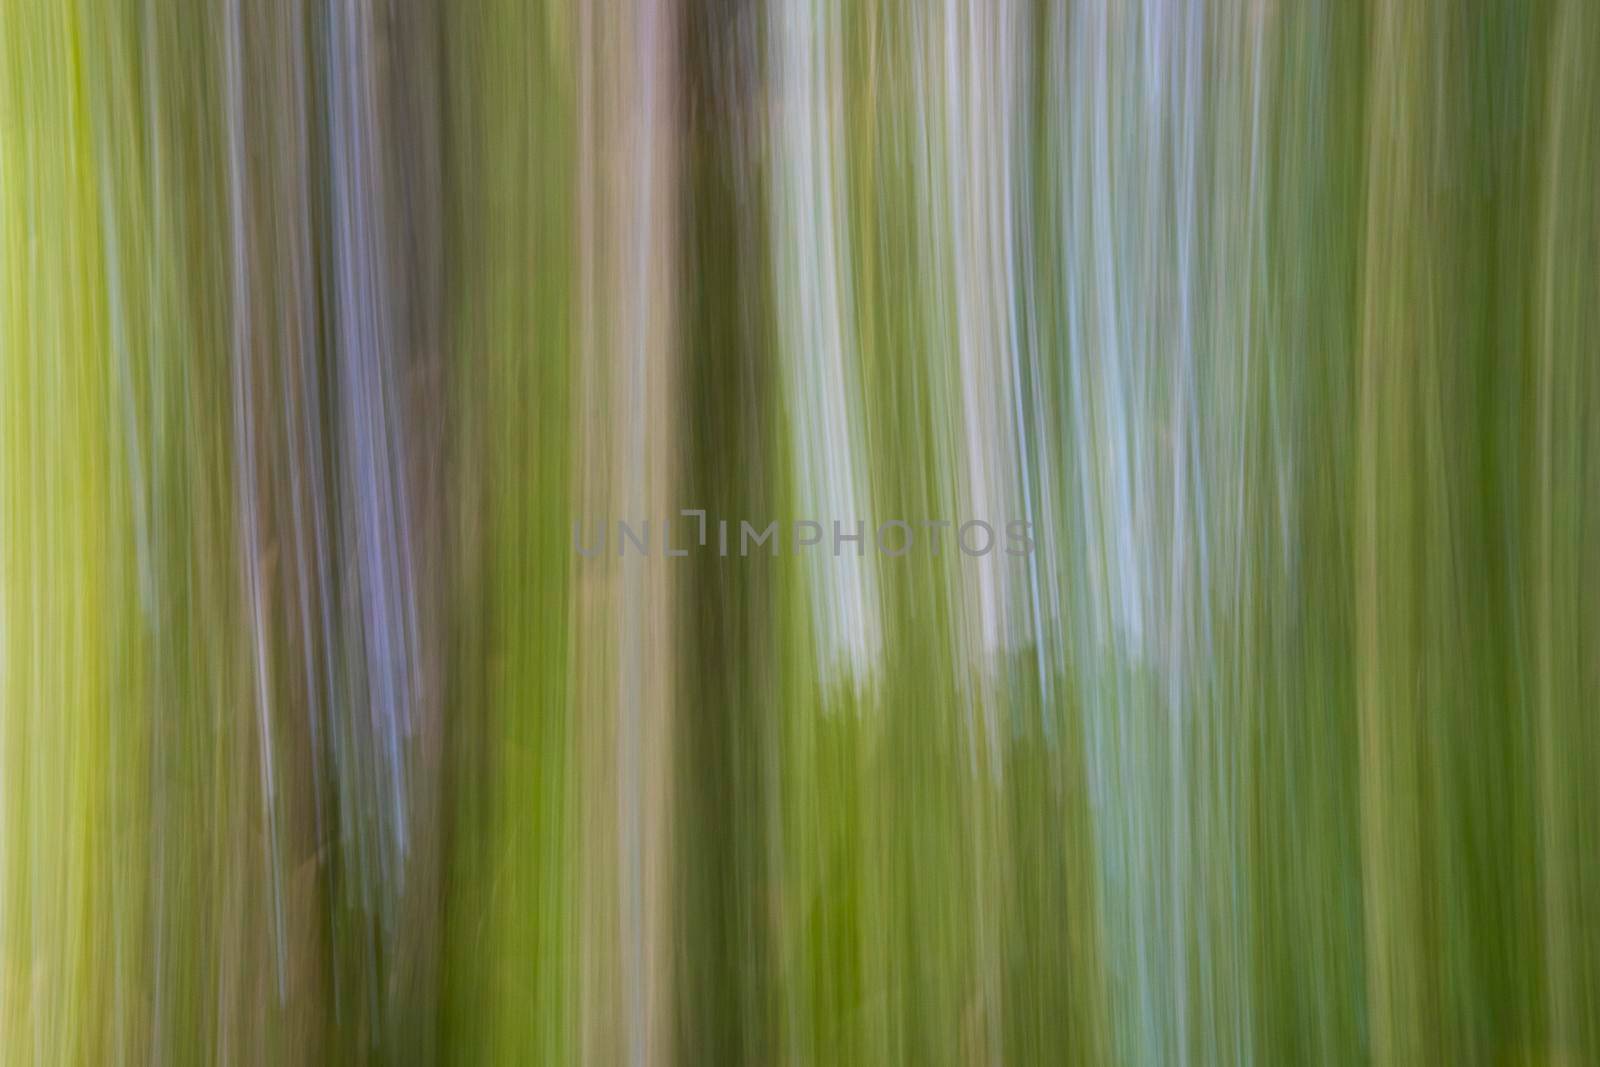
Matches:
[3,1,1598,1064]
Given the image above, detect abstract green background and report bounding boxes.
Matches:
[3,0,1598,1063]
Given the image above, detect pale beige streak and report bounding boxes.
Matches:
[575,2,679,1063]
